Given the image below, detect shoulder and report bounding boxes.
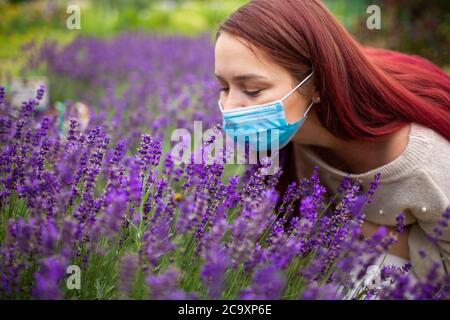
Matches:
[405,124,449,221]
[422,125,450,198]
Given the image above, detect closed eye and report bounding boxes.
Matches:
[244,89,261,97]
[219,87,262,97]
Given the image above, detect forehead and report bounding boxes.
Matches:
[214,32,287,80]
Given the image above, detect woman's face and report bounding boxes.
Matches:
[214,31,315,124]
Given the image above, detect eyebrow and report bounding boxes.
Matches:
[214,73,268,81]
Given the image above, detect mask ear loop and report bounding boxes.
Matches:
[303,100,315,119]
[218,100,224,112]
[280,71,314,102]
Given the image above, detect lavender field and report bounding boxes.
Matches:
[1,31,449,300]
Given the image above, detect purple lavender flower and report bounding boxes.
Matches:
[118,252,138,299]
[395,212,406,233]
[147,268,187,300]
[142,216,174,267]
[94,188,128,241]
[200,246,230,299]
[227,189,278,267]
[32,256,65,300]
[366,172,382,204]
[0,86,5,103]
[138,135,162,176]
[240,264,284,300]
[301,283,341,300]
[36,85,45,101]
[223,175,240,208]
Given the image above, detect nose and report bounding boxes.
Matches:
[219,95,243,111]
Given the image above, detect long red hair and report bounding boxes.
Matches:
[216,0,450,142]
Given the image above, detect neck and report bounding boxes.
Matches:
[296,113,411,174]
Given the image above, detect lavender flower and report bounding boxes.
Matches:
[32,256,65,300]
[395,212,406,233]
[118,252,138,299]
[147,268,187,300]
[36,85,45,101]
[240,264,284,300]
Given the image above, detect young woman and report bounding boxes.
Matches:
[214,0,450,282]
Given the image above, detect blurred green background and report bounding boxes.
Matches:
[1,0,449,78]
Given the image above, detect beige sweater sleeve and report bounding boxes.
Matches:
[408,130,450,280]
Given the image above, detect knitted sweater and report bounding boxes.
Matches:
[292,122,450,280]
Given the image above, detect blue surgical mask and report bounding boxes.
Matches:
[219,71,315,151]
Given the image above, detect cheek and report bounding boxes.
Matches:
[284,96,309,123]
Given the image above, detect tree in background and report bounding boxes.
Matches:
[353,0,449,67]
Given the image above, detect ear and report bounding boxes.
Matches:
[312,87,321,103]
